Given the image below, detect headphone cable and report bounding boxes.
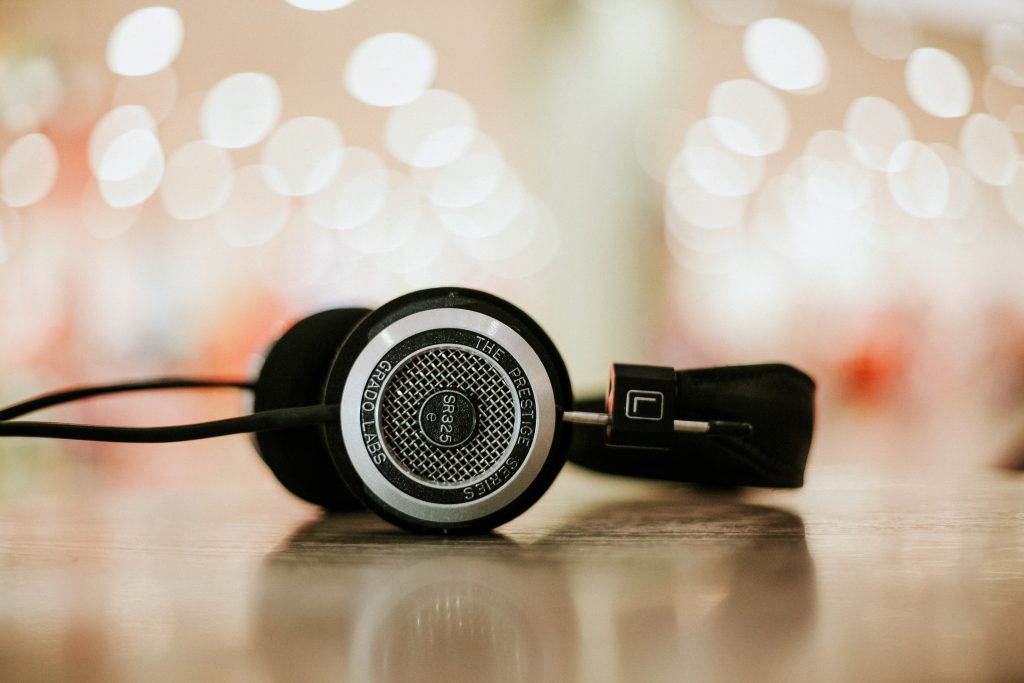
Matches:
[0,404,339,443]
[0,377,339,443]
[0,378,254,422]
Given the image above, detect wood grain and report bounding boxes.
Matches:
[1,463,1022,682]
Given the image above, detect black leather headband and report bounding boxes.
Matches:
[567,363,815,488]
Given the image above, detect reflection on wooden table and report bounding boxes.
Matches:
[1,464,1021,682]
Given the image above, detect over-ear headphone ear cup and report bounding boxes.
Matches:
[321,288,574,532]
[253,307,371,510]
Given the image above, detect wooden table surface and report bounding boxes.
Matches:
[1,459,1022,682]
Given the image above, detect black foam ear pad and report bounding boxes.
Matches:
[567,364,815,488]
[253,308,371,510]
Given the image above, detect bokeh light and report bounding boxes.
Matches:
[413,133,506,209]
[777,164,868,260]
[666,193,743,255]
[261,116,344,196]
[435,169,525,239]
[857,170,921,253]
[708,78,789,156]
[89,105,156,176]
[905,48,972,118]
[97,128,153,182]
[960,112,1018,186]
[983,23,1024,83]
[850,0,918,61]
[665,169,748,230]
[201,72,282,149]
[0,56,62,131]
[0,133,59,207]
[802,130,871,211]
[743,18,827,92]
[369,211,445,275]
[478,201,560,280]
[2,0,1023,501]
[665,210,744,274]
[931,143,976,220]
[106,7,184,77]
[844,96,913,171]
[454,195,531,257]
[215,165,290,247]
[97,129,165,208]
[983,66,1024,132]
[344,33,437,107]
[384,89,476,168]
[285,0,355,10]
[161,140,234,220]
[886,140,949,218]
[679,119,764,197]
[340,171,421,254]
[304,146,388,230]
[402,237,474,288]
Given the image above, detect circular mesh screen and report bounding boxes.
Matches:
[378,346,518,485]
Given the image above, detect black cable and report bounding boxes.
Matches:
[0,404,339,443]
[0,378,253,422]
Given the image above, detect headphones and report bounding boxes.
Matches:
[0,287,816,533]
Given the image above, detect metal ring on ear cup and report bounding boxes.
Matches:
[253,307,371,510]
[321,288,573,533]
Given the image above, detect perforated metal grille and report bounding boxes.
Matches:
[378,346,518,486]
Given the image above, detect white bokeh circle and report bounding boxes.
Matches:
[743,18,828,92]
[384,90,477,168]
[886,140,949,218]
[261,116,344,196]
[97,128,164,208]
[0,133,59,207]
[905,48,972,118]
[844,96,913,171]
[106,7,184,77]
[677,119,764,197]
[161,140,234,220]
[201,72,282,149]
[285,0,355,10]
[960,113,1018,186]
[708,79,789,156]
[850,0,918,61]
[216,165,290,247]
[344,33,437,107]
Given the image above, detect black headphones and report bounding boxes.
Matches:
[0,287,816,533]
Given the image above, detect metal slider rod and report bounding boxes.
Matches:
[561,411,752,436]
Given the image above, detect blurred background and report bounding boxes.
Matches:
[1,0,1023,498]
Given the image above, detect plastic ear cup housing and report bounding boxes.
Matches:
[321,288,574,533]
[253,308,371,510]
